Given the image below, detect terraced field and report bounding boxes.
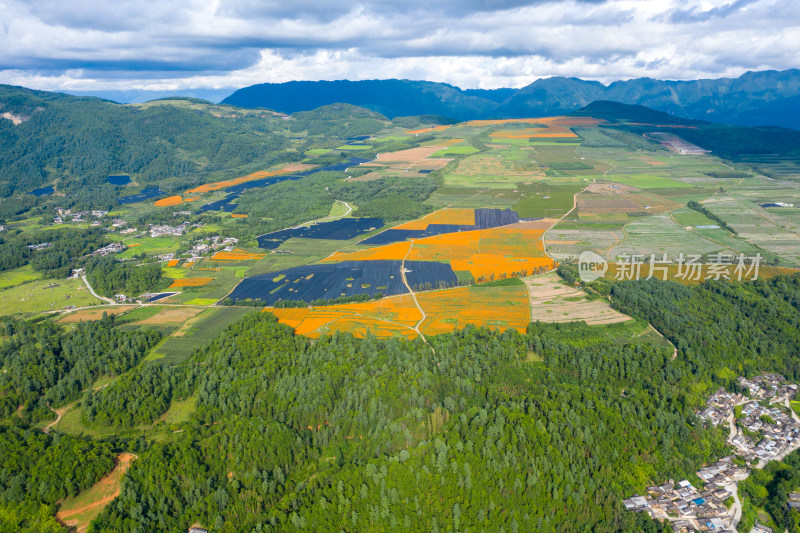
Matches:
[525,273,631,325]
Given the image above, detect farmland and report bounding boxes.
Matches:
[6,88,800,533]
[525,272,631,325]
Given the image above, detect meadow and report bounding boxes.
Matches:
[0,278,103,316]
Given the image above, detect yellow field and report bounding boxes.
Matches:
[268,294,421,338]
[185,163,315,194]
[211,250,266,261]
[154,195,184,207]
[327,226,554,282]
[393,208,476,230]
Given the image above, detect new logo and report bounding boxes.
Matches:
[578,251,607,282]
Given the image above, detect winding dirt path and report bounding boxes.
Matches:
[400,241,436,358]
[56,453,138,532]
[43,404,71,435]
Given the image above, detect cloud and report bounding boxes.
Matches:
[0,0,797,94]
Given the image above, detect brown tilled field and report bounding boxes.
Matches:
[525,272,632,325]
[59,305,136,323]
[133,306,205,325]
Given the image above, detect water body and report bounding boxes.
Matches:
[30,186,54,196]
[107,174,132,185]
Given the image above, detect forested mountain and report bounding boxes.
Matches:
[222,79,498,121]
[223,69,800,129]
[0,86,297,198]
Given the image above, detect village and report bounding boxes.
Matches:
[624,374,800,532]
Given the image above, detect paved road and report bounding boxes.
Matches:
[81,275,115,304]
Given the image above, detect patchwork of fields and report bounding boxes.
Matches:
[9,110,800,345]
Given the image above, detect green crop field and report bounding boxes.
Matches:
[149,307,255,363]
[431,145,480,157]
[336,144,373,151]
[117,237,182,259]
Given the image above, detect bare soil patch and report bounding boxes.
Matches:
[525,272,632,325]
[56,453,137,532]
[134,306,204,325]
[59,306,135,323]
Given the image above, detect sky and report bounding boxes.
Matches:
[0,0,798,100]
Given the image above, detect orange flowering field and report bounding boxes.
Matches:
[169,277,213,288]
[186,163,315,194]
[268,294,421,338]
[211,250,266,261]
[154,195,184,207]
[417,285,530,336]
[325,225,553,281]
[268,284,532,339]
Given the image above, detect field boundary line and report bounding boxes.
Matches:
[542,179,595,259]
[400,241,437,358]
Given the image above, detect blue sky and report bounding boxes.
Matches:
[1,0,798,98]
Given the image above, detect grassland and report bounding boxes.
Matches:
[116,237,181,260]
[0,278,104,316]
[0,264,42,289]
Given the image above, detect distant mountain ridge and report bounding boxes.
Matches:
[223,69,800,129]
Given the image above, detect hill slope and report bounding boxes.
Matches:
[223,70,800,129]
[223,79,497,121]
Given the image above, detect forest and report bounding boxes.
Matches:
[0,315,161,423]
[4,274,800,531]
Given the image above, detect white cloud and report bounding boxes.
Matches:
[0,0,797,93]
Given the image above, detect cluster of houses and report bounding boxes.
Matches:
[149,222,190,237]
[623,457,746,532]
[625,375,800,531]
[91,242,126,256]
[730,401,800,463]
[53,208,108,225]
[27,242,51,251]
[184,236,239,259]
[698,375,800,464]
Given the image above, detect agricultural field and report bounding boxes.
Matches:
[59,305,136,323]
[3,108,800,350]
[268,283,532,339]
[525,272,631,325]
[416,284,530,335]
[148,307,255,363]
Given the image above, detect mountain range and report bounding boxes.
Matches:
[222,69,800,129]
